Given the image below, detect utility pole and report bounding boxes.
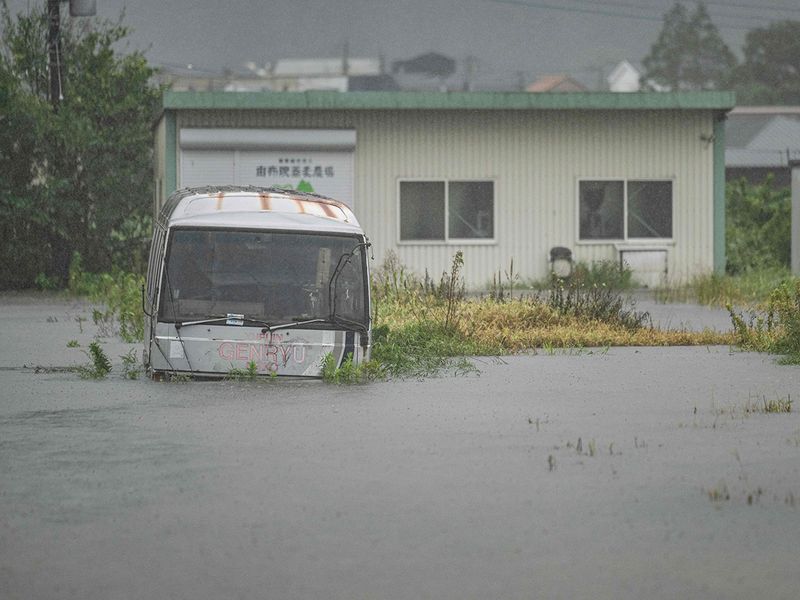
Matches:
[47,0,61,109]
[47,0,97,110]
[463,55,477,92]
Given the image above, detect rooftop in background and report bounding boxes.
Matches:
[526,75,588,93]
[726,107,800,167]
[270,58,381,77]
[725,106,800,187]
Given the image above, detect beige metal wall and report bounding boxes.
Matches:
[174,108,715,288]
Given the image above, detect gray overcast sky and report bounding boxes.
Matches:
[5,0,800,89]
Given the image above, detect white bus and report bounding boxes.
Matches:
[143,186,371,378]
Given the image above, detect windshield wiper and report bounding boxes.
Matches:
[175,314,271,329]
[175,314,367,334]
[176,314,333,332]
[265,318,328,332]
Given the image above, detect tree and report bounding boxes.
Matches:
[733,20,800,105]
[641,2,736,91]
[0,2,159,288]
[0,58,53,288]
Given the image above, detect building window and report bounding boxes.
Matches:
[399,180,494,242]
[579,179,672,241]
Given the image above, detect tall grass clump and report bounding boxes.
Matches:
[729,279,800,364]
[371,251,490,377]
[571,260,636,291]
[528,260,636,292]
[547,267,650,331]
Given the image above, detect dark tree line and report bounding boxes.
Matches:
[641,2,800,104]
[0,1,160,289]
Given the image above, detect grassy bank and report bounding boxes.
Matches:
[363,252,736,380]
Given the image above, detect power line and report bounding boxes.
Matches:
[704,1,800,15]
[565,0,800,25]
[484,0,797,31]
[574,0,800,16]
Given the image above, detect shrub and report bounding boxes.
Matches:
[547,274,650,331]
[572,260,635,291]
[68,252,145,342]
[729,279,800,363]
[726,178,790,274]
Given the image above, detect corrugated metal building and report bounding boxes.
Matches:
[154,90,735,288]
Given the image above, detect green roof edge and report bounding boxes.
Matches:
[162,90,736,111]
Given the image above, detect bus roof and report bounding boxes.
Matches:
[159,186,363,234]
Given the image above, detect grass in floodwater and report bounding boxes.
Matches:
[367,252,735,380]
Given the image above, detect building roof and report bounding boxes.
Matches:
[271,58,380,77]
[526,75,588,93]
[725,107,800,167]
[162,90,735,111]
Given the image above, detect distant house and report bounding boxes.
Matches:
[269,58,382,92]
[605,61,669,93]
[154,90,734,287]
[156,57,398,93]
[526,75,587,93]
[726,107,800,188]
[607,60,641,93]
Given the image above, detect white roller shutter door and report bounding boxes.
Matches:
[179,128,356,208]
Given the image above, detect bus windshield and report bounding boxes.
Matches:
[158,229,368,328]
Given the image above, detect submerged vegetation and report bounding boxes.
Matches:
[61,248,800,381]
[369,251,732,379]
[76,341,112,380]
[654,268,795,308]
[68,253,145,343]
[729,279,800,365]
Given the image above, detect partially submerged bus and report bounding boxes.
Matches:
[143,186,371,379]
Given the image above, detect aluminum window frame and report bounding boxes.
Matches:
[396,178,497,245]
[576,177,675,244]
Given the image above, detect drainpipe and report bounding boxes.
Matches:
[791,159,800,276]
[713,113,727,275]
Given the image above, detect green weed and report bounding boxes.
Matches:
[227,360,260,381]
[120,349,141,380]
[321,353,384,384]
[34,272,59,291]
[489,258,522,301]
[77,341,112,379]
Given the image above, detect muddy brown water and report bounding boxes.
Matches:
[1,293,798,599]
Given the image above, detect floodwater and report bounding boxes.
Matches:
[1,293,799,599]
